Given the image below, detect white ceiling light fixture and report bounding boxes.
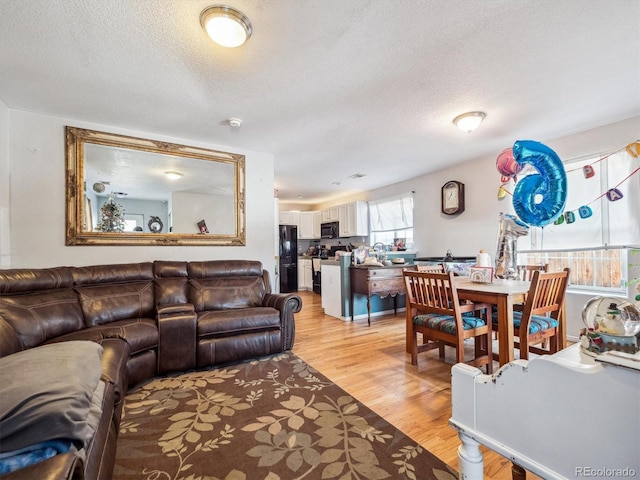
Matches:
[453,111,486,133]
[164,171,183,180]
[228,117,243,128]
[200,5,252,48]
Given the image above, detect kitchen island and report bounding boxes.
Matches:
[320,252,416,322]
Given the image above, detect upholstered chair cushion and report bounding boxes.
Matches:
[413,313,486,335]
[492,310,559,334]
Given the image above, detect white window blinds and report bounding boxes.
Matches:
[520,149,640,250]
[369,194,414,232]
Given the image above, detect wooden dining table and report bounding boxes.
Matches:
[454,277,532,366]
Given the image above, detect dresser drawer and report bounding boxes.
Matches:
[368,267,405,279]
[370,277,405,295]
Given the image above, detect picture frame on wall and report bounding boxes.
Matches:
[197,219,209,234]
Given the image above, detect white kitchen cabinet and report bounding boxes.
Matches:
[321,263,342,318]
[279,210,299,227]
[298,258,312,290]
[312,210,321,238]
[338,201,368,237]
[298,211,321,239]
[321,207,339,223]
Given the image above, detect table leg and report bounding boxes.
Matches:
[496,295,515,365]
[457,432,484,480]
[393,295,398,315]
[511,463,527,480]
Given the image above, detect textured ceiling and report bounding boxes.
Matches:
[1,0,638,205]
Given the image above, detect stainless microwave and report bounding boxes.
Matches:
[321,222,338,239]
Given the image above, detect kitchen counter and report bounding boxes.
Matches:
[414,256,475,262]
[351,263,409,269]
[320,254,416,322]
[320,259,340,266]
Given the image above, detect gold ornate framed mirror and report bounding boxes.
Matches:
[65,126,246,246]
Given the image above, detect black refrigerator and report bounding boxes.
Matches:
[278,225,298,293]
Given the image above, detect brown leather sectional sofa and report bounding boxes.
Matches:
[0,260,302,480]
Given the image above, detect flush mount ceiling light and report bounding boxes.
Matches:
[164,171,183,180]
[200,5,252,48]
[453,111,486,133]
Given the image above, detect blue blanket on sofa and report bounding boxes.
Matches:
[0,439,73,474]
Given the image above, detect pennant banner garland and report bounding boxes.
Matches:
[496,141,640,228]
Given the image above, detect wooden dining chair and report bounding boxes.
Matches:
[500,268,570,360]
[403,270,493,373]
[516,263,548,281]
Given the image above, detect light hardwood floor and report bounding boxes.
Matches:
[291,290,540,480]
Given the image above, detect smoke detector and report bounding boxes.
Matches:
[228,118,243,128]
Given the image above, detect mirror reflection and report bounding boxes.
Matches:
[66,127,246,246]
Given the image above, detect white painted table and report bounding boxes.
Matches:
[449,344,640,479]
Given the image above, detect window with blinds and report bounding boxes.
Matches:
[368,194,414,248]
[517,148,639,291]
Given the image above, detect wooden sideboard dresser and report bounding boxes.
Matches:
[350,264,409,325]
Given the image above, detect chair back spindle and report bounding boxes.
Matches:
[516,264,548,282]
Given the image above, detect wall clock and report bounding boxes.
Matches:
[441,181,465,215]
[148,216,163,233]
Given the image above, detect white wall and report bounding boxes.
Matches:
[318,116,640,259]
[0,100,9,266]
[6,109,276,278]
[172,191,234,234]
[315,116,640,338]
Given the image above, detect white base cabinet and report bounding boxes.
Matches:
[321,263,342,317]
[298,258,313,290]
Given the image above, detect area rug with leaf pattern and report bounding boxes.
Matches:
[113,352,457,480]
